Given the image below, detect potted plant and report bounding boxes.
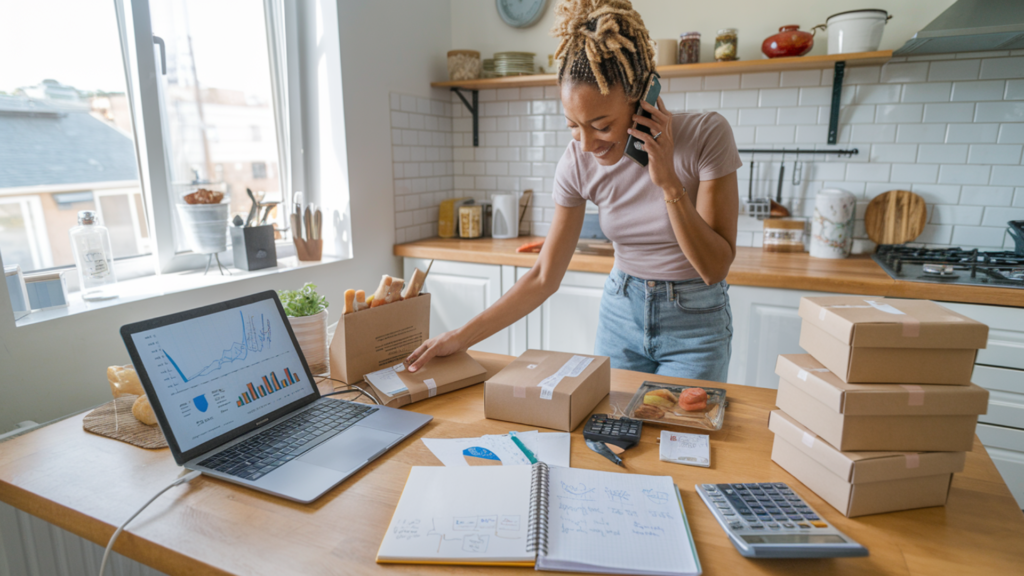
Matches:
[278,283,330,375]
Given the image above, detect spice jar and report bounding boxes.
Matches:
[678,31,701,64]
[763,219,806,252]
[447,50,481,81]
[715,28,739,61]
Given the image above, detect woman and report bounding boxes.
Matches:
[408,0,741,382]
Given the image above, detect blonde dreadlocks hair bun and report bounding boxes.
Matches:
[551,0,655,99]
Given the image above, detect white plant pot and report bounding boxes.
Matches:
[826,10,889,55]
[288,309,328,375]
[176,203,229,254]
[810,189,857,259]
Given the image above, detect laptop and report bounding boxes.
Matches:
[121,290,432,503]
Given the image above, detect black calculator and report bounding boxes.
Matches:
[696,482,867,559]
[583,414,642,450]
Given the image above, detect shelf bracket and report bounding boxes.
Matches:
[827,61,846,145]
[451,88,479,147]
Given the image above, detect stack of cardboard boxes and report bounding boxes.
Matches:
[768,296,990,517]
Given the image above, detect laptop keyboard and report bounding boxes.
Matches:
[198,399,377,481]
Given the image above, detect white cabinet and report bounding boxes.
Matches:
[403,258,511,355]
[521,268,604,355]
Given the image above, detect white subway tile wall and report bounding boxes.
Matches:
[392,53,1024,249]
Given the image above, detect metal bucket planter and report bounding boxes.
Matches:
[177,203,230,274]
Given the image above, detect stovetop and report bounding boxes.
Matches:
[872,246,1024,289]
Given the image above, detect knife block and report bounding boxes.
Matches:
[294,238,323,261]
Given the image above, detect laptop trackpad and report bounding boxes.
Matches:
[297,426,402,472]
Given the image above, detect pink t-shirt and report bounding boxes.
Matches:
[553,112,742,281]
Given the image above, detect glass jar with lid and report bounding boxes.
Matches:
[714,28,738,61]
[678,31,701,64]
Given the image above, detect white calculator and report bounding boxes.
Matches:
[696,482,868,559]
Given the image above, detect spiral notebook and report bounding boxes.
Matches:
[377,463,701,576]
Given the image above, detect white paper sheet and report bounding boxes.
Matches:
[509,431,572,468]
[365,363,408,396]
[422,435,532,467]
[658,430,710,468]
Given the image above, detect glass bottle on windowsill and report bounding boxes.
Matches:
[69,210,118,301]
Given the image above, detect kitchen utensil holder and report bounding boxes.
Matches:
[231,225,278,271]
[294,238,323,261]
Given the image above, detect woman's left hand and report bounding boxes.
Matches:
[627,96,682,193]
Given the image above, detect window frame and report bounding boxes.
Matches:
[116,0,300,275]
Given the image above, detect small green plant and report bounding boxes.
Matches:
[277,283,329,317]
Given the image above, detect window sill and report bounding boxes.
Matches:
[14,255,345,328]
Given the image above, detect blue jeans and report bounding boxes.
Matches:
[594,268,733,382]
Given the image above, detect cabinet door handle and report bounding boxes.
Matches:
[152,35,166,75]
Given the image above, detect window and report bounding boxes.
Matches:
[0,0,296,279]
[0,0,146,273]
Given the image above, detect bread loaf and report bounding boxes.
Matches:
[132,395,158,426]
[107,365,145,397]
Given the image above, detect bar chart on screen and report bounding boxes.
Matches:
[237,368,302,406]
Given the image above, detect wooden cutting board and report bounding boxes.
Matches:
[865,190,927,245]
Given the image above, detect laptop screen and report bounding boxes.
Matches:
[128,295,317,454]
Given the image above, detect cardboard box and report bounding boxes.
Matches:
[775,354,988,451]
[329,294,431,384]
[769,410,965,517]
[484,350,610,432]
[797,297,988,384]
[357,351,487,408]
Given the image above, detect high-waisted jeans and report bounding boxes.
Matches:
[594,268,733,382]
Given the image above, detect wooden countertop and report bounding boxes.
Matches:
[1,351,1022,575]
[395,238,1024,307]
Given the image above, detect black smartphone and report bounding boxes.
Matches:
[624,73,662,167]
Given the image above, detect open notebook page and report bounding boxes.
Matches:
[377,465,535,565]
[539,467,700,576]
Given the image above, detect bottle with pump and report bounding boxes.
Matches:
[69,210,118,300]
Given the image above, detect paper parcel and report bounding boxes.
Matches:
[484,350,610,432]
[329,293,430,384]
[775,354,988,452]
[769,410,966,517]
[797,296,988,384]
[360,350,487,408]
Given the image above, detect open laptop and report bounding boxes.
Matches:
[121,290,432,503]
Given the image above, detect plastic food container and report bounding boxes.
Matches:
[624,381,727,431]
[763,218,806,252]
[447,50,481,81]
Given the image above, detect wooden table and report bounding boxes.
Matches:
[394,239,1024,307]
[1,352,1022,575]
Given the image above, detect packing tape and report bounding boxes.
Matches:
[393,363,406,372]
[903,453,920,469]
[797,370,808,381]
[864,300,920,337]
[802,433,815,448]
[536,355,593,401]
[900,384,925,406]
[513,385,526,398]
[424,378,437,398]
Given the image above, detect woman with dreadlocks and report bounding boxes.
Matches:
[408,0,740,382]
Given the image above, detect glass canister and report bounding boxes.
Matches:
[447,50,481,81]
[678,31,701,64]
[715,28,739,61]
[762,218,807,253]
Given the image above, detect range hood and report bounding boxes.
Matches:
[894,0,1024,55]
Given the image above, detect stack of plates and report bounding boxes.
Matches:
[493,52,535,77]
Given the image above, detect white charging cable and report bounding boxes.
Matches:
[98,470,202,576]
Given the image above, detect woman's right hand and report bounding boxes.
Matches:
[405,329,466,373]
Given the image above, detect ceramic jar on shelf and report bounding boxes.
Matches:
[761,25,815,58]
[810,189,856,259]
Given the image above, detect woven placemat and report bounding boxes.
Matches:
[83,395,167,449]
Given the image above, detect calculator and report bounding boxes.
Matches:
[696,482,868,559]
[583,414,642,450]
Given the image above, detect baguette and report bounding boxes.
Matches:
[354,290,368,311]
[343,289,355,314]
[385,278,405,304]
[401,268,426,299]
[370,275,392,308]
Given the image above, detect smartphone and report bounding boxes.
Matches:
[624,73,662,167]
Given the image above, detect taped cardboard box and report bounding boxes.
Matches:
[484,350,610,432]
[329,294,430,384]
[357,351,487,408]
[775,354,988,452]
[797,296,988,384]
[769,410,965,517]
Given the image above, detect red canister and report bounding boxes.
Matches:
[762,25,815,58]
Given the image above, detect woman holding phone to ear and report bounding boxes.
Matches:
[407,0,741,382]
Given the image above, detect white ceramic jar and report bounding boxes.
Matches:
[825,9,890,54]
[810,188,857,259]
[289,309,328,375]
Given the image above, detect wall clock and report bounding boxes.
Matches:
[496,0,548,28]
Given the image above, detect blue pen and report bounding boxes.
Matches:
[509,432,538,464]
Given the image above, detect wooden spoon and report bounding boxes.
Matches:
[864,190,927,245]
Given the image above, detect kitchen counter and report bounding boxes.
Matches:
[394,238,1024,307]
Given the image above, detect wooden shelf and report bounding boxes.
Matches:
[431,50,892,91]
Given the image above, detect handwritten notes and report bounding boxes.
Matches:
[658,430,710,468]
[377,466,534,564]
[539,467,699,576]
